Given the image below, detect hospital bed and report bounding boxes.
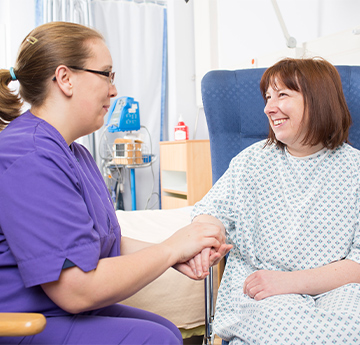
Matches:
[201,65,360,344]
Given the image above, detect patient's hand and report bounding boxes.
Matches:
[174,244,230,280]
[187,244,232,279]
[173,262,208,280]
[243,270,297,300]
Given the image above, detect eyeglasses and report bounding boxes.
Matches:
[52,66,116,84]
[69,66,115,85]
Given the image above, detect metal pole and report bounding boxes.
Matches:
[204,266,214,345]
[130,168,136,210]
[270,0,297,48]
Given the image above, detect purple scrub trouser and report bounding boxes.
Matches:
[1,304,183,345]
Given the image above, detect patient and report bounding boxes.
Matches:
[192,58,360,344]
[0,22,231,345]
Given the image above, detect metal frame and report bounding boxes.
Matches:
[204,266,215,345]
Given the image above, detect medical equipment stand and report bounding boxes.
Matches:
[106,155,155,211]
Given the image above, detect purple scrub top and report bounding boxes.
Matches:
[0,111,121,316]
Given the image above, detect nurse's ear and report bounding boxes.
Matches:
[53,65,74,97]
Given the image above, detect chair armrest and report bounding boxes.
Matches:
[0,313,46,336]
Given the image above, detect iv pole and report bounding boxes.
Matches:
[271,0,297,48]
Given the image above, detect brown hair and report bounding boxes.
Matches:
[0,21,104,131]
[260,58,352,150]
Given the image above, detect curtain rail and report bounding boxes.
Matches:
[91,0,167,6]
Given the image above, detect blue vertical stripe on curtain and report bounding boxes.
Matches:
[35,0,43,26]
[160,7,167,143]
[159,7,167,209]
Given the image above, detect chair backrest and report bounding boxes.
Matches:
[201,66,360,185]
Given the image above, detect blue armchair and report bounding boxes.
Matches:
[201,65,360,344]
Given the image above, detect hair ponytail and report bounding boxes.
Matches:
[0,69,22,131]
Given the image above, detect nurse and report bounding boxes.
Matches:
[0,22,231,344]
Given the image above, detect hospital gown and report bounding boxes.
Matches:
[192,140,360,344]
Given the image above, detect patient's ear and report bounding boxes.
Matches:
[53,65,73,97]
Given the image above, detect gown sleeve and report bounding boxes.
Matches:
[191,148,253,243]
[344,152,360,264]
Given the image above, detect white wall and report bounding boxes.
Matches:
[0,0,35,69]
[166,0,204,141]
[176,0,360,117]
[216,0,360,69]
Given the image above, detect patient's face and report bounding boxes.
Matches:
[264,79,308,156]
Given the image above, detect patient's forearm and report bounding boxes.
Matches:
[244,259,360,300]
[291,259,360,295]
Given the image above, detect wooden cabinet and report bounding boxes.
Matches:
[160,140,212,209]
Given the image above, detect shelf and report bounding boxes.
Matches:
[106,154,156,169]
[162,189,188,196]
[161,170,187,193]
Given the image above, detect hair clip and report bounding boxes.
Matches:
[26,36,38,45]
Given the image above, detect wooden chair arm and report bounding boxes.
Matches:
[0,313,46,336]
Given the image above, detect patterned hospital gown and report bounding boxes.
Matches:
[192,140,360,344]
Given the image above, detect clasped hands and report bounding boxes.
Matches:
[172,215,232,280]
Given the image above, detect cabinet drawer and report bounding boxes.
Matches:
[160,142,187,171]
[161,194,188,209]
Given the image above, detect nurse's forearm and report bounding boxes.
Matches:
[120,236,153,254]
[42,242,179,314]
[193,214,225,233]
[41,222,224,314]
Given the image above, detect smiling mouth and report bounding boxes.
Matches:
[273,119,287,126]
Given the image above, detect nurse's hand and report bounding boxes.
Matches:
[187,215,230,278]
[162,221,224,264]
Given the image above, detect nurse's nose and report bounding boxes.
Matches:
[109,83,118,98]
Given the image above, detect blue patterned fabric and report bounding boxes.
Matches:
[198,66,360,344]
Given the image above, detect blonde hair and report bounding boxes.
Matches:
[0,21,104,131]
